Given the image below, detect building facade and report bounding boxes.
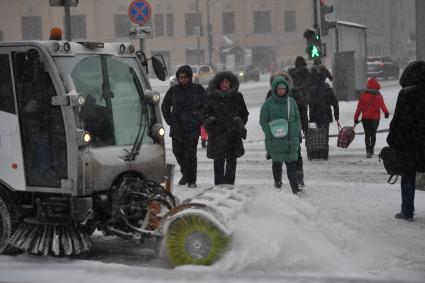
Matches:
[0,0,315,72]
[326,0,416,66]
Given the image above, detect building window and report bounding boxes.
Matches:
[115,15,130,38]
[154,14,164,37]
[222,12,235,34]
[64,15,87,39]
[284,10,296,32]
[186,49,204,65]
[185,13,202,36]
[253,11,271,34]
[166,13,174,37]
[21,16,42,40]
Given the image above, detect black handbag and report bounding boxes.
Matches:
[379,146,407,184]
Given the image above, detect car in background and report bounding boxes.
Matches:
[367,56,399,80]
[237,65,260,82]
[169,64,215,87]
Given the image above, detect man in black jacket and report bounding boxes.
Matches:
[309,70,339,141]
[161,65,206,188]
[387,60,425,221]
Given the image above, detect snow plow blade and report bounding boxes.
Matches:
[159,185,252,267]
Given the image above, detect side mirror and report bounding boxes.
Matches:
[151,55,168,81]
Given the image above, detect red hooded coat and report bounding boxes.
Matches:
[354,78,389,121]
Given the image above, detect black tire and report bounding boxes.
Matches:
[0,195,17,254]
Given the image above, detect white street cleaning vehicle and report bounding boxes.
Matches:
[0,38,250,266]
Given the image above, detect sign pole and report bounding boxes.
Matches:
[128,0,152,52]
[64,0,72,41]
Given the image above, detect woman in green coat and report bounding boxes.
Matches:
[260,77,302,194]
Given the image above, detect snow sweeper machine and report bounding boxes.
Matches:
[0,38,250,266]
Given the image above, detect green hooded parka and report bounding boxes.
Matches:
[260,77,301,162]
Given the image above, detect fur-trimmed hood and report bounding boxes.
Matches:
[269,71,294,88]
[207,71,240,95]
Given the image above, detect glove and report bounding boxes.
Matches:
[354,120,360,125]
[24,100,38,113]
[384,112,389,119]
[233,116,244,127]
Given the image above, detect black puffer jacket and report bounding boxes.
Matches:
[161,65,206,140]
[288,56,312,104]
[309,81,339,125]
[203,72,249,159]
[387,60,425,173]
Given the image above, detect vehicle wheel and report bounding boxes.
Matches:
[0,195,18,254]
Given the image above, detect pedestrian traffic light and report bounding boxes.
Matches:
[303,28,322,59]
[320,0,336,36]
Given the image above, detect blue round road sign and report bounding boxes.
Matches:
[128,0,152,25]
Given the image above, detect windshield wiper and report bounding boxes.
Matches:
[125,66,148,161]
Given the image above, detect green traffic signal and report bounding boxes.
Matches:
[311,45,321,58]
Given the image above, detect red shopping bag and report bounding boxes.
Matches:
[337,121,356,148]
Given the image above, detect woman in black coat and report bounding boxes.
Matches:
[387,60,425,221]
[203,72,249,185]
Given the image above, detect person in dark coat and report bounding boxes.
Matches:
[266,71,308,187]
[161,65,206,188]
[203,71,249,185]
[354,78,389,158]
[287,56,312,105]
[260,77,302,194]
[387,60,425,221]
[309,71,339,140]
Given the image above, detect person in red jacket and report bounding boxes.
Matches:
[354,78,390,158]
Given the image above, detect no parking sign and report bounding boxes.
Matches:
[128,0,152,26]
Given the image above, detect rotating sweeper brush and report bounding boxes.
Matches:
[158,185,252,266]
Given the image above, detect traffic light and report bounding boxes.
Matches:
[303,28,322,59]
[320,0,335,36]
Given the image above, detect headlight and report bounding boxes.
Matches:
[144,90,161,104]
[239,72,244,76]
[151,124,165,140]
[83,133,92,143]
[76,129,92,147]
[78,95,86,105]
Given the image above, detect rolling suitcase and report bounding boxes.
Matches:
[305,124,329,160]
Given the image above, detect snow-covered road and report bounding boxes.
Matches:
[1,79,424,283]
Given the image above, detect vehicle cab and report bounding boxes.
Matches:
[0,40,169,197]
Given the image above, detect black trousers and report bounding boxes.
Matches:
[296,144,303,171]
[214,157,237,185]
[362,119,379,153]
[172,137,198,183]
[272,161,298,190]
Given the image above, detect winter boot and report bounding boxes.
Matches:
[366,152,372,158]
[201,140,207,148]
[274,181,283,189]
[178,176,188,185]
[187,182,197,188]
[395,212,414,222]
[297,170,305,187]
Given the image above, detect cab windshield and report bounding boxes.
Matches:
[68,55,148,147]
